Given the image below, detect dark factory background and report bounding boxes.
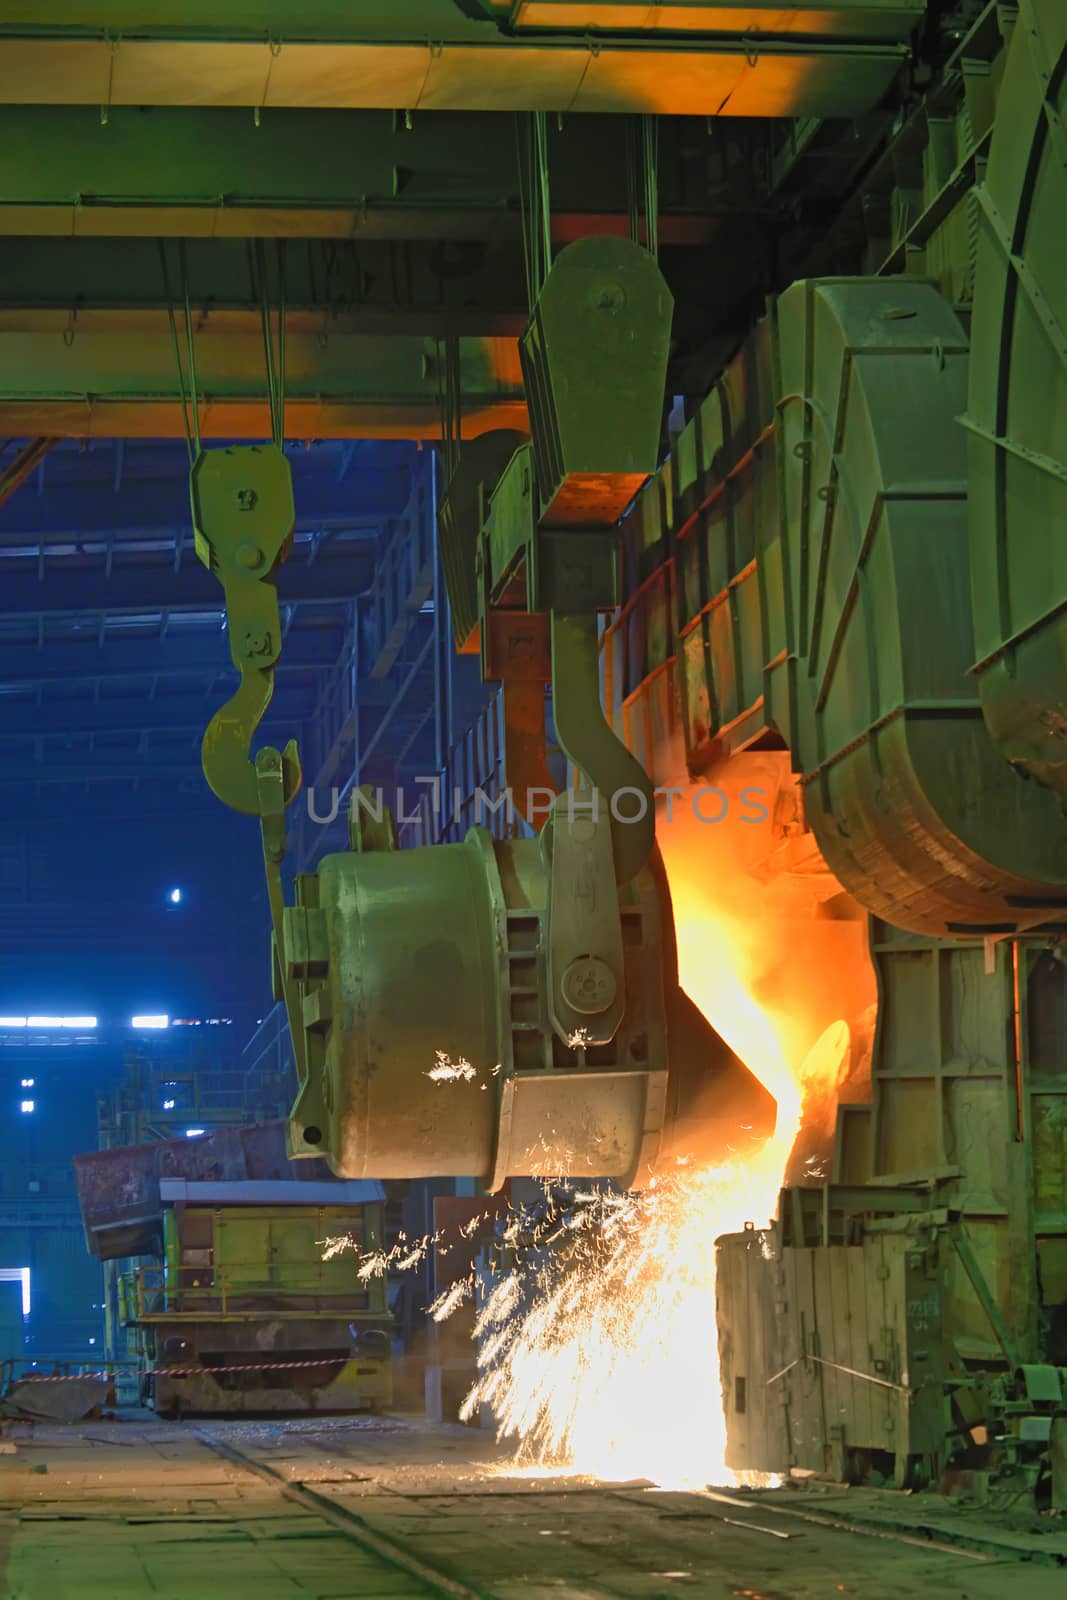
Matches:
[0,434,485,1363]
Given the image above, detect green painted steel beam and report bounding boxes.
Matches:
[0,1,920,40]
[0,229,771,392]
[0,107,734,241]
[0,11,910,119]
[0,1,484,33]
[0,234,531,343]
[0,325,524,439]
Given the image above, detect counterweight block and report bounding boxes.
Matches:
[286,825,776,1188]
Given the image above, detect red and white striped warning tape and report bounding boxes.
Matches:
[9,1356,374,1385]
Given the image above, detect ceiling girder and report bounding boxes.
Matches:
[0,437,55,512]
[0,692,310,741]
[0,107,737,241]
[0,548,375,617]
[0,327,524,440]
[0,22,911,118]
[0,629,343,686]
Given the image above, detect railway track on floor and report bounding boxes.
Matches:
[194,1427,500,1600]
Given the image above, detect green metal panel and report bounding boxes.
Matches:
[212,1214,269,1290]
[210,1206,381,1302]
[615,277,1067,934]
[439,430,530,649]
[865,923,1036,1363]
[520,237,673,527]
[966,0,1067,798]
[149,1202,389,1322]
[485,444,539,606]
[770,278,1067,935]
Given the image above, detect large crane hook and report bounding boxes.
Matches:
[191,444,303,817]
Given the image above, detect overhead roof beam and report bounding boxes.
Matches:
[0,629,343,685]
[0,2,922,42]
[0,547,376,616]
[0,693,310,741]
[0,755,208,787]
[0,19,913,118]
[0,108,735,242]
[0,325,523,440]
[0,437,55,512]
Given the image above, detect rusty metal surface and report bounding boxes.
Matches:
[74,1121,339,1260]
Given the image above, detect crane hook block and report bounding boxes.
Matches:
[191,445,302,816]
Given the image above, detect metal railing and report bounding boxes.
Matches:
[120,1260,379,1323]
[398,688,543,848]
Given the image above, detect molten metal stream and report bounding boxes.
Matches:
[460,809,852,1488]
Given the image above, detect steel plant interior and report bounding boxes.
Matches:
[0,2,1066,1595]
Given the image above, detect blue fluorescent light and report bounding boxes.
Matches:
[168,888,183,905]
[26,1016,97,1030]
[184,1128,205,1138]
[131,1015,169,1030]
[19,1099,35,1114]
[0,1017,27,1028]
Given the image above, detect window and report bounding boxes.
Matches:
[0,1267,30,1316]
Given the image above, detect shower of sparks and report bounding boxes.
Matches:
[320,1233,356,1262]
[435,878,851,1488]
[425,1050,478,1083]
[320,1230,443,1281]
[429,1279,472,1322]
[450,1157,790,1490]
[322,815,866,1491]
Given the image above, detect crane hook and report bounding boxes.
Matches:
[191,444,303,816]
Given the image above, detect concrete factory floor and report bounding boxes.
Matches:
[0,1414,1065,1599]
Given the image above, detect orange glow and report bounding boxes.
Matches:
[464,777,874,1488]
